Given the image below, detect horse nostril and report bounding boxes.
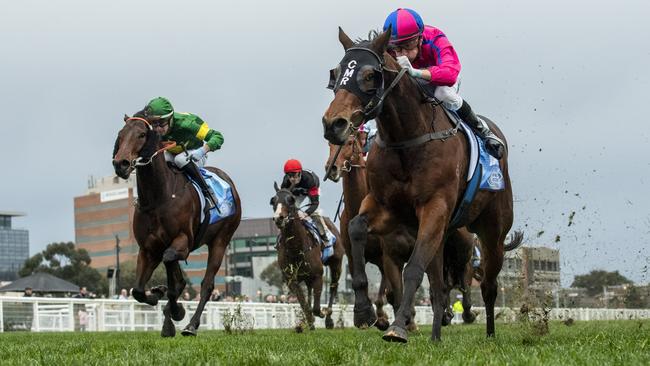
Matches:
[119,160,130,169]
[333,118,348,131]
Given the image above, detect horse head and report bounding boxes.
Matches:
[322,27,396,145]
[325,133,365,182]
[270,181,297,229]
[112,115,160,179]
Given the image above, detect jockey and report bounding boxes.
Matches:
[383,8,505,159]
[136,97,222,208]
[281,159,329,243]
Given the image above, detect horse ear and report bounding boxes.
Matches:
[338,27,354,51]
[274,181,280,192]
[123,114,130,123]
[372,25,391,54]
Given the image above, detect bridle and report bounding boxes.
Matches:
[327,46,408,137]
[122,117,177,169]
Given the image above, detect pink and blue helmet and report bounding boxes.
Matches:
[383,8,424,44]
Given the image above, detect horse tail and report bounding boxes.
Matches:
[503,230,525,251]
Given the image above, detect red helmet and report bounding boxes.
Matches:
[283,159,302,173]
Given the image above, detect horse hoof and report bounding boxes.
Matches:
[442,314,452,327]
[325,317,334,330]
[150,286,167,298]
[406,322,419,332]
[313,308,324,318]
[463,311,477,324]
[295,324,304,333]
[309,324,316,331]
[353,306,377,329]
[171,305,186,321]
[375,317,390,331]
[161,320,176,338]
[181,325,197,337]
[383,325,408,343]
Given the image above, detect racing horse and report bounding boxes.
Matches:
[271,183,344,330]
[112,116,241,337]
[325,134,522,328]
[322,27,522,342]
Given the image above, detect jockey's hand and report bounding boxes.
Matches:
[187,147,206,162]
[396,56,423,79]
[297,211,308,220]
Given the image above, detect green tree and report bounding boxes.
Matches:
[571,270,632,297]
[260,261,284,291]
[118,260,196,299]
[20,242,107,295]
[623,285,645,309]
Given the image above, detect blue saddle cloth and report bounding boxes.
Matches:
[448,115,505,228]
[302,219,336,263]
[187,168,236,225]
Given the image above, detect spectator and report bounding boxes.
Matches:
[118,288,129,300]
[23,287,33,297]
[73,287,89,331]
[182,291,191,301]
[279,294,287,303]
[211,289,222,302]
[452,295,464,324]
[74,286,89,299]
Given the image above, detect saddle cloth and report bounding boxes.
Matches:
[458,121,505,191]
[302,218,336,263]
[187,168,236,225]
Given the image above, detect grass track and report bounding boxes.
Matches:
[0,320,648,365]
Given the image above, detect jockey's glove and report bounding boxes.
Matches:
[187,147,207,162]
[396,56,424,79]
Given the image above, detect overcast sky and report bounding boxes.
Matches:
[1,0,648,286]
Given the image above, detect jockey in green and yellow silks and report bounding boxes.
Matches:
[136,97,222,208]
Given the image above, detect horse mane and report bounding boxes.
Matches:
[112,136,120,159]
[354,29,382,45]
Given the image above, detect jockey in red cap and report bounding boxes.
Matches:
[281,159,329,242]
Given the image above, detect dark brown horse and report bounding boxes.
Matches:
[271,183,344,330]
[322,28,522,342]
[325,134,417,331]
[112,116,241,337]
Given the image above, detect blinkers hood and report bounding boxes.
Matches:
[327,47,385,120]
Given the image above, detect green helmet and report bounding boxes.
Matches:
[145,97,174,119]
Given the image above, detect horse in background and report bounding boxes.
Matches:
[112,116,241,337]
[322,28,523,342]
[271,183,344,331]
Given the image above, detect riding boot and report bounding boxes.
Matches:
[182,163,218,209]
[457,100,505,159]
[311,213,330,248]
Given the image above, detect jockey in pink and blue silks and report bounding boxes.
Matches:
[383,8,505,159]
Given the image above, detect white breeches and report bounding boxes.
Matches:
[433,80,463,111]
[164,150,207,169]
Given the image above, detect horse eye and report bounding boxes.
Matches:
[365,73,374,81]
[139,132,146,138]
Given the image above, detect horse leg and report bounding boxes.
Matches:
[289,281,314,331]
[182,238,228,336]
[131,249,163,306]
[325,259,342,329]
[349,196,397,328]
[383,204,447,343]
[374,274,390,331]
[478,228,505,337]
[311,272,324,319]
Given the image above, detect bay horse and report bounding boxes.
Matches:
[271,183,344,330]
[322,27,522,342]
[112,116,241,337]
[325,134,520,328]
